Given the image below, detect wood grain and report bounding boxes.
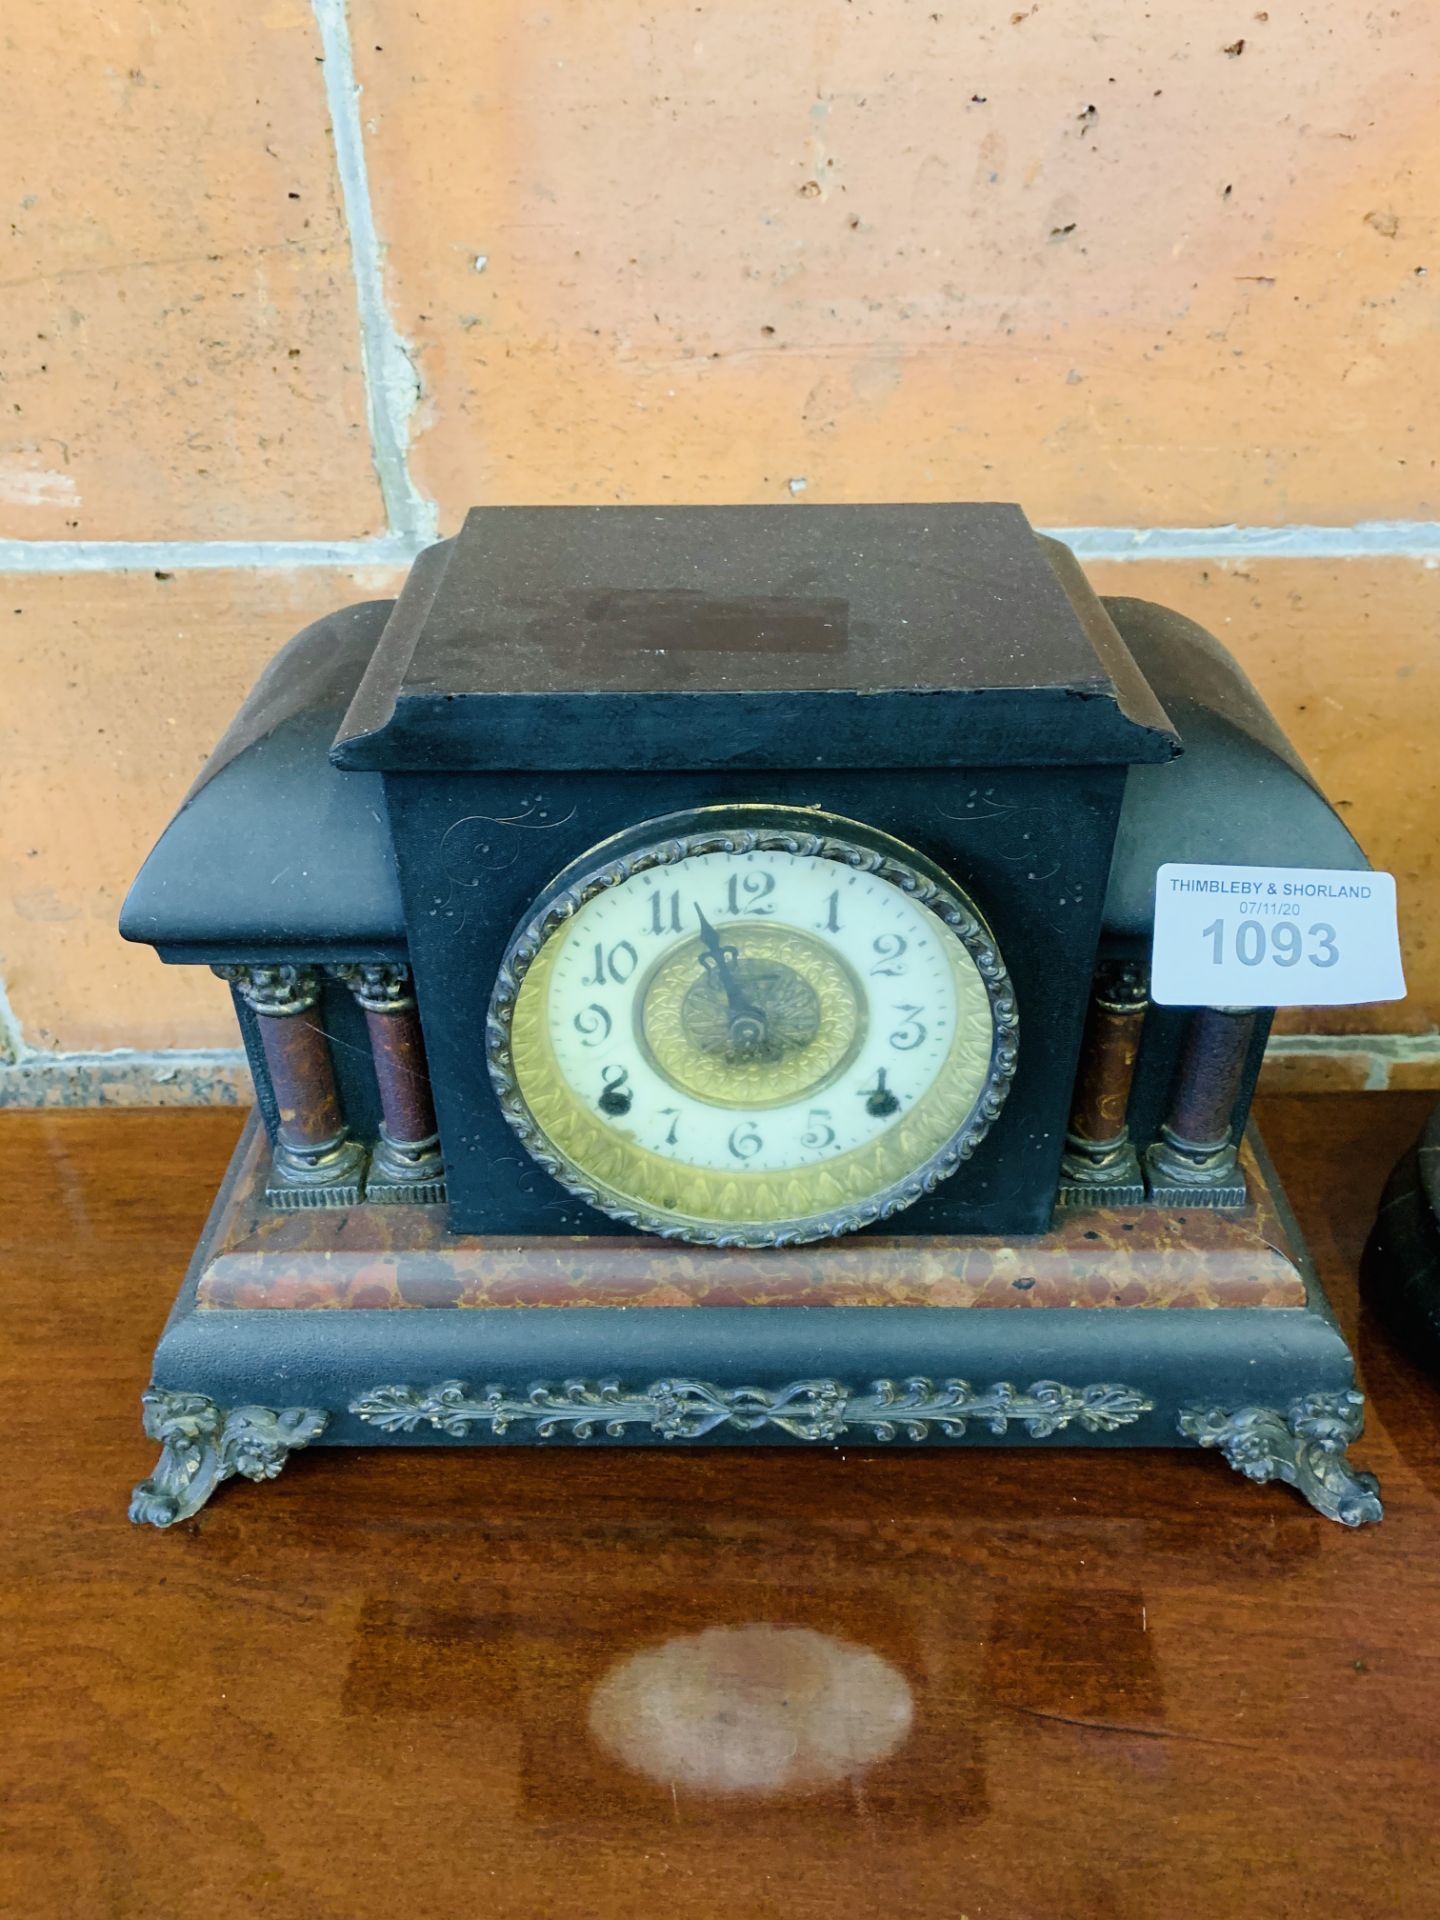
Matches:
[3,1096,1439,1919]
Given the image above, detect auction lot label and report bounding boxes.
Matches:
[1151,864,1405,1007]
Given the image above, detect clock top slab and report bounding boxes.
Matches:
[332,503,1177,773]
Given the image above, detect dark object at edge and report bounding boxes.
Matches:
[1364,1101,1440,1374]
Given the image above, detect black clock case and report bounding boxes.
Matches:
[382,762,1121,1237]
[124,503,1366,1247]
[334,503,1179,1238]
[119,505,1382,1526]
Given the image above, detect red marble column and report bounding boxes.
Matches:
[335,962,446,1204]
[1146,1005,1257,1208]
[1058,959,1148,1206]
[217,963,367,1209]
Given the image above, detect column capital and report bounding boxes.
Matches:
[1092,956,1149,1014]
[214,962,322,1017]
[332,961,415,1014]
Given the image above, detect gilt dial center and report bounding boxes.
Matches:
[681,956,820,1055]
[641,923,863,1109]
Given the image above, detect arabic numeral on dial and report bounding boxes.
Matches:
[870,932,908,976]
[819,889,842,934]
[572,1003,612,1047]
[800,1108,836,1151]
[598,1065,633,1116]
[888,1004,928,1051]
[724,870,775,916]
[659,1106,681,1146]
[647,889,683,936]
[585,939,638,987]
[728,1121,763,1161]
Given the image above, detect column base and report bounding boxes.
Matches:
[264,1134,369,1211]
[364,1128,447,1206]
[1056,1141,1146,1209]
[1145,1139,1248,1210]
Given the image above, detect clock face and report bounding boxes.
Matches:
[486,809,1018,1245]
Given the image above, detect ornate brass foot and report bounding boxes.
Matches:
[129,1388,328,1527]
[1178,1389,1382,1526]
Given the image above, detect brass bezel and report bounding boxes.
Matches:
[485,806,1020,1248]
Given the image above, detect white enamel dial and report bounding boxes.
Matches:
[490,812,1017,1246]
[551,850,952,1169]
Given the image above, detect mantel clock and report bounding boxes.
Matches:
[121,503,1381,1528]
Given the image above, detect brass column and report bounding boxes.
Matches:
[217,963,368,1209]
[1057,958,1148,1207]
[335,962,446,1204]
[1145,1005,1256,1208]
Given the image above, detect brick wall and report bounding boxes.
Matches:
[2,0,1436,1104]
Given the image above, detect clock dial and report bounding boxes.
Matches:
[487,810,1018,1245]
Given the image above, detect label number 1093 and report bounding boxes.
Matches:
[1201,917,1339,969]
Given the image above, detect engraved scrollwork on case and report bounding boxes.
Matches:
[484,823,1021,1247]
[440,799,580,886]
[1177,1389,1382,1526]
[935,787,1069,886]
[129,1389,329,1527]
[350,1377,1153,1443]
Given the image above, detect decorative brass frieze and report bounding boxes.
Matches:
[351,1376,1155,1443]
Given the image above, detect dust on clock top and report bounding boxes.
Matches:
[331,503,1176,774]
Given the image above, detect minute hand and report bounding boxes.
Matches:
[693,903,768,1030]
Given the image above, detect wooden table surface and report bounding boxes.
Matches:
[4,1094,1439,1919]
